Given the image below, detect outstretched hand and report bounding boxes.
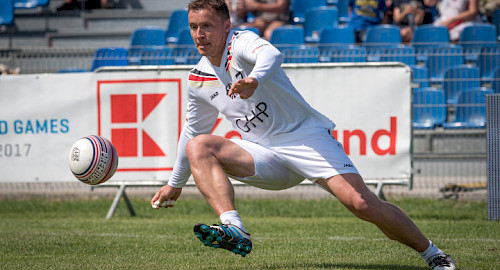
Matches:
[228,77,259,100]
[151,184,182,209]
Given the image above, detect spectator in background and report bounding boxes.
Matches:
[386,0,395,24]
[242,0,291,41]
[227,0,247,27]
[429,0,482,41]
[57,0,111,11]
[422,0,439,24]
[393,0,425,42]
[348,0,390,43]
[481,0,500,22]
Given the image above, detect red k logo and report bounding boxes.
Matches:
[97,78,182,172]
[110,93,167,157]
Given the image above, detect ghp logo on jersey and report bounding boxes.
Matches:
[97,79,182,172]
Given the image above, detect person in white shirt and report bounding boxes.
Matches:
[151,1,456,269]
[226,0,246,27]
[431,0,482,40]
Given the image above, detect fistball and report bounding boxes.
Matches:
[68,135,118,185]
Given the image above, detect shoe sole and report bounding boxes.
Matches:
[193,223,252,257]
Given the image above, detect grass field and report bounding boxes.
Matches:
[0,197,499,270]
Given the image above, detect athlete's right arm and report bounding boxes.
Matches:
[167,85,219,188]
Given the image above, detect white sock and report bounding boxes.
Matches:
[220,210,247,233]
[420,240,445,262]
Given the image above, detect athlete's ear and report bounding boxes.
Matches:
[225,18,231,33]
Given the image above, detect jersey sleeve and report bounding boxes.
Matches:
[234,32,284,85]
[167,83,219,188]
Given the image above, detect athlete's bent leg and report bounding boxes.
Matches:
[185,134,255,215]
[187,135,255,256]
[315,173,430,252]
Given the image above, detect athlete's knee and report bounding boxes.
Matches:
[186,135,216,161]
[348,194,384,222]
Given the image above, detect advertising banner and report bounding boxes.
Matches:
[0,63,411,184]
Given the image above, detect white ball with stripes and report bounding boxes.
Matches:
[68,135,119,185]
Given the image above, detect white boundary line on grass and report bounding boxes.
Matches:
[44,231,500,243]
[326,236,500,243]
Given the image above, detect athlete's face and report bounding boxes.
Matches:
[188,8,231,66]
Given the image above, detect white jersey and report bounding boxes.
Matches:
[168,30,335,188]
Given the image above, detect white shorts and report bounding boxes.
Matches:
[229,127,359,190]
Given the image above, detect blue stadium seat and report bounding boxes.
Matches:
[411,25,450,48]
[318,26,365,62]
[365,24,402,44]
[492,9,500,40]
[478,43,500,81]
[412,25,450,70]
[318,26,355,48]
[492,67,500,94]
[442,64,480,105]
[0,0,15,27]
[459,23,496,45]
[444,87,493,128]
[381,45,415,66]
[176,27,195,46]
[166,9,189,44]
[336,0,350,24]
[281,46,319,63]
[290,0,327,24]
[91,47,128,71]
[139,47,174,66]
[304,6,338,43]
[413,87,447,129]
[130,26,167,47]
[421,44,464,83]
[365,44,415,63]
[34,0,49,6]
[129,26,167,64]
[172,28,200,65]
[364,25,405,62]
[245,11,255,23]
[13,0,49,9]
[319,45,365,62]
[459,24,497,64]
[269,25,304,50]
[172,48,201,65]
[268,24,320,63]
[411,65,429,90]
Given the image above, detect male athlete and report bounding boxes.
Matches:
[151,0,456,269]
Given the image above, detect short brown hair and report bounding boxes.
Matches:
[188,0,230,21]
